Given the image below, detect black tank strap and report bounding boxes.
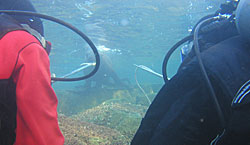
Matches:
[0,14,21,144]
[0,78,17,145]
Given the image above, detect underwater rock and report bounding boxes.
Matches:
[57,87,116,116]
[57,84,160,116]
[58,114,128,145]
[72,99,148,142]
[57,84,160,143]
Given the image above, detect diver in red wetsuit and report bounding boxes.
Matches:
[0,0,64,144]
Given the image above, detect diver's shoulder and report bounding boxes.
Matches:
[180,35,250,74]
[1,30,41,48]
[205,35,245,54]
[200,35,250,74]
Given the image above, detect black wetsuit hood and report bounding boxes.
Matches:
[0,0,44,36]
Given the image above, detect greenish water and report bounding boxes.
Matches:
[31,0,223,84]
[30,0,225,144]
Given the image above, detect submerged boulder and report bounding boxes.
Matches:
[57,84,160,143]
[73,99,148,142]
[58,114,128,145]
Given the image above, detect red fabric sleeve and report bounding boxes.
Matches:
[0,31,64,145]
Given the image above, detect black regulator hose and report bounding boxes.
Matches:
[162,15,215,83]
[0,10,100,82]
[162,15,226,128]
[162,0,238,131]
[162,35,193,83]
[193,16,226,128]
[162,14,230,83]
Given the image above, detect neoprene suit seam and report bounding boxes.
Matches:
[10,42,41,78]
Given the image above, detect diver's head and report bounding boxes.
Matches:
[236,0,250,42]
[0,0,44,36]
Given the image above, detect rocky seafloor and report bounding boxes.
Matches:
[58,115,127,145]
[57,84,161,145]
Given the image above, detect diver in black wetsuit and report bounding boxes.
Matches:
[131,0,250,145]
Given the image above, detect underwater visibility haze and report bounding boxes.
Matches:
[30,0,225,144]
